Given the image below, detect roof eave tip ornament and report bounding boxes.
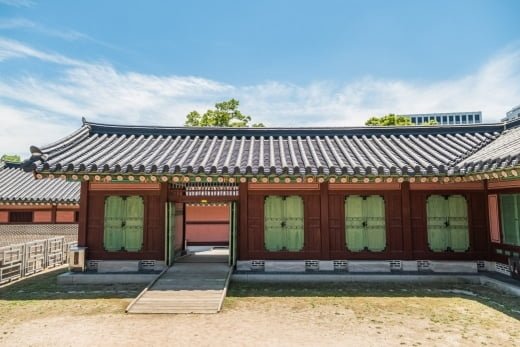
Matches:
[82,116,87,125]
[22,145,48,172]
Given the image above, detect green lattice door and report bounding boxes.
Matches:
[104,196,125,251]
[427,195,449,251]
[500,194,520,246]
[448,195,469,252]
[427,195,469,252]
[104,195,144,252]
[264,196,285,251]
[345,196,365,251]
[264,196,304,252]
[284,196,304,251]
[124,196,144,252]
[345,195,386,252]
[365,196,386,251]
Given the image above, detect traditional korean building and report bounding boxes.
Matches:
[21,118,520,277]
[0,162,80,244]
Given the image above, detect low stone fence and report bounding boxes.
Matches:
[0,237,77,284]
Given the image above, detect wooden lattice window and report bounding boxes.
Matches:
[9,211,33,223]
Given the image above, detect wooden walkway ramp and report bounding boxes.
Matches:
[127,262,231,314]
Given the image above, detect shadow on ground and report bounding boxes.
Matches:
[227,281,520,321]
[0,268,145,301]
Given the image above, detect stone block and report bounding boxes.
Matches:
[264,261,306,272]
[319,261,335,271]
[97,261,139,273]
[402,261,419,272]
[236,261,252,271]
[429,261,477,273]
[348,261,390,273]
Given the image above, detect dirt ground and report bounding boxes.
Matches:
[0,270,519,347]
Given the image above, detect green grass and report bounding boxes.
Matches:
[226,281,520,320]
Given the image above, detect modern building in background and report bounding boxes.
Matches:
[405,111,482,125]
[502,105,520,122]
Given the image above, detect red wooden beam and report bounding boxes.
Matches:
[78,181,89,247]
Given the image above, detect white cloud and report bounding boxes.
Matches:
[0,38,519,157]
[0,18,90,41]
[0,0,34,7]
[0,37,83,65]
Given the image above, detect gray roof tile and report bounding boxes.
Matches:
[21,119,520,177]
[0,163,80,204]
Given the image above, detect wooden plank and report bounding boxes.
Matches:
[127,262,231,314]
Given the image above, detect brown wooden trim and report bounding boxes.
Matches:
[0,205,53,210]
[185,220,230,225]
[187,241,229,246]
[329,183,401,191]
[491,242,520,253]
[51,205,57,223]
[410,182,484,191]
[239,182,248,260]
[56,204,80,209]
[168,195,239,203]
[89,183,161,191]
[248,183,319,191]
[488,180,520,189]
[78,181,89,247]
[248,190,320,196]
[401,181,413,259]
[320,182,330,260]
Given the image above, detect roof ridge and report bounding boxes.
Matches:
[84,119,506,138]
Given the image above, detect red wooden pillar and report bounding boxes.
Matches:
[51,205,57,224]
[483,179,492,261]
[401,182,413,259]
[238,182,248,260]
[77,181,89,247]
[320,182,330,260]
[160,182,168,259]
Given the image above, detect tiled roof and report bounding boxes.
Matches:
[0,163,80,204]
[21,119,520,177]
[457,126,520,174]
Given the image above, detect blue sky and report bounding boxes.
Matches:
[0,0,520,156]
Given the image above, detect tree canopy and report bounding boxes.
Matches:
[1,154,21,163]
[185,99,264,127]
[365,114,437,126]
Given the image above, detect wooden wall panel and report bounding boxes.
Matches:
[186,205,229,221]
[386,191,404,255]
[328,194,345,253]
[174,203,184,253]
[0,211,8,223]
[33,211,52,223]
[469,192,488,253]
[246,194,264,259]
[56,210,75,223]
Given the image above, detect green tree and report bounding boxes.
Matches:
[185,99,264,127]
[365,114,412,126]
[1,154,21,163]
[365,114,439,126]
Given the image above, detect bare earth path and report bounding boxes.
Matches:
[0,272,519,347]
